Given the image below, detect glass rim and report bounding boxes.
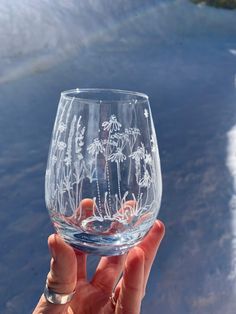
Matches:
[61,88,149,103]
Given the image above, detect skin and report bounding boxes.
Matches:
[33,214,165,314]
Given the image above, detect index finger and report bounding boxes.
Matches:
[113,219,165,302]
[116,247,145,314]
[137,220,165,295]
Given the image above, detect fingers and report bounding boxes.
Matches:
[137,220,165,296]
[46,234,77,294]
[114,220,165,302]
[115,247,145,314]
[91,254,126,295]
[75,198,95,222]
[106,200,137,234]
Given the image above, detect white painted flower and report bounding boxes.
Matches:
[139,169,152,187]
[64,156,71,166]
[106,140,118,147]
[77,153,83,160]
[58,122,66,133]
[131,128,141,136]
[87,138,104,155]
[125,128,131,135]
[129,144,145,161]
[52,155,57,164]
[111,133,122,140]
[143,108,149,119]
[145,153,152,165]
[111,132,129,143]
[77,127,85,145]
[57,141,66,150]
[108,147,126,163]
[125,128,141,147]
[144,109,149,118]
[102,115,122,132]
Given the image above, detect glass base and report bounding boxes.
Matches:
[62,232,146,256]
[51,214,154,256]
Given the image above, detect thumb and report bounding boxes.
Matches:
[46,234,77,294]
[33,234,77,314]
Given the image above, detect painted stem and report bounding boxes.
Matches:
[67,174,75,213]
[127,142,134,185]
[79,179,83,208]
[116,161,122,201]
[95,156,102,216]
[106,165,112,216]
[75,179,80,219]
[127,136,136,185]
[105,130,112,212]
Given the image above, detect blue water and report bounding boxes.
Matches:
[1,0,236,313]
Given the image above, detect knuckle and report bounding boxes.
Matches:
[123,281,140,293]
[46,272,75,294]
[46,272,61,290]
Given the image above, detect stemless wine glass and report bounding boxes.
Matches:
[45,88,162,255]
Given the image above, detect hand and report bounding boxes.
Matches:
[33,220,165,314]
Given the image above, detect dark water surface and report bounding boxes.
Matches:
[1,1,236,313]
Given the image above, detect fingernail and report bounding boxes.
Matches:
[157,220,165,230]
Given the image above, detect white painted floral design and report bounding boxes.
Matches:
[139,169,152,187]
[46,105,160,226]
[57,141,66,150]
[144,108,149,118]
[102,115,122,132]
[125,128,140,136]
[87,138,105,155]
[52,155,57,164]
[129,144,145,161]
[145,153,152,165]
[58,122,66,133]
[108,147,126,163]
[64,156,71,166]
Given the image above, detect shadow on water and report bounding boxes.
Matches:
[0,1,236,313]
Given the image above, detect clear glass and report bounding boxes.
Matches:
[45,88,162,255]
